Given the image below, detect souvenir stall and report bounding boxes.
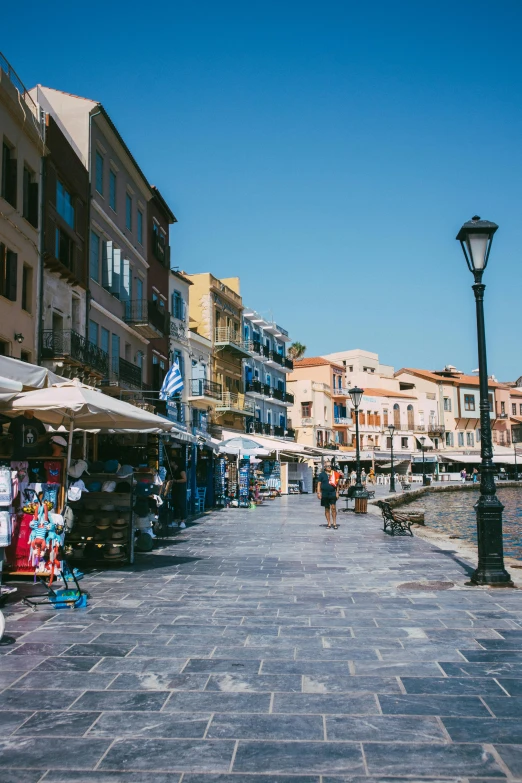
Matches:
[214,437,270,508]
[0,380,174,578]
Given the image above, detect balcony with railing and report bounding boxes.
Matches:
[428,423,445,435]
[188,378,223,403]
[334,416,351,426]
[246,380,271,398]
[331,386,351,397]
[216,392,255,416]
[249,341,270,360]
[103,356,142,389]
[124,300,168,338]
[214,327,251,358]
[42,330,109,377]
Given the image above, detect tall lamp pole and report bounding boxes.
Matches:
[513,435,518,480]
[420,435,427,486]
[388,424,396,492]
[349,386,369,513]
[457,216,513,586]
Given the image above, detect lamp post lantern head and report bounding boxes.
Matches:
[388,424,395,436]
[456,215,498,274]
[348,386,364,409]
[420,436,426,447]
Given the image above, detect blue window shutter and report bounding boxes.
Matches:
[120,258,130,301]
[102,240,113,289]
[112,248,121,296]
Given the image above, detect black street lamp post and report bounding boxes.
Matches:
[457,216,513,586]
[388,424,396,492]
[349,386,369,512]
[420,435,428,486]
[513,435,518,481]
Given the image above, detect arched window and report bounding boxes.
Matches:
[393,403,400,429]
[407,404,414,430]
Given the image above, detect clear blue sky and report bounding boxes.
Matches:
[4,0,522,378]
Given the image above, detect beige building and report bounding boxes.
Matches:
[186,272,253,434]
[0,58,46,363]
[288,358,345,448]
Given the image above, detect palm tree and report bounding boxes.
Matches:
[288,341,306,360]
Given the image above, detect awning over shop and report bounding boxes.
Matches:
[414,434,435,448]
[411,454,439,463]
[0,355,66,400]
[440,453,482,464]
[222,430,319,458]
[373,452,412,462]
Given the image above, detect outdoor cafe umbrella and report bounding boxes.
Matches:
[0,379,175,487]
[218,436,270,457]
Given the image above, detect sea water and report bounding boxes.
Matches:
[410,488,522,560]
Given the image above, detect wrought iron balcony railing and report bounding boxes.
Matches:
[104,356,142,389]
[217,392,255,413]
[42,330,109,376]
[124,299,169,335]
[190,378,222,400]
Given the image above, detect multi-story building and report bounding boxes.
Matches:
[30,86,153,398]
[0,55,45,363]
[167,269,192,426]
[38,111,98,382]
[147,186,175,410]
[323,348,397,392]
[242,309,294,437]
[187,273,253,434]
[288,358,345,448]
[187,327,220,437]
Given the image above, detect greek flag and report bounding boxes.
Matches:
[159,360,184,400]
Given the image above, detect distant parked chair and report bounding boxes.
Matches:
[194,487,207,513]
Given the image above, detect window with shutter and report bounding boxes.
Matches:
[2,143,17,208]
[6,250,17,301]
[102,240,113,289]
[120,258,130,301]
[111,248,121,297]
[21,265,32,312]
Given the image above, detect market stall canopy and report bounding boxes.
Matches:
[0,379,175,432]
[218,436,270,456]
[0,355,65,391]
[0,376,22,394]
[440,453,482,464]
[222,429,325,458]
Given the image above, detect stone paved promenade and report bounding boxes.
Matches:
[2,494,522,782]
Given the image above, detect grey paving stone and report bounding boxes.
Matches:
[481,696,522,718]
[363,742,506,777]
[400,676,506,695]
[301,674,401,693]
[33,656,103,672]
[164,691,271,712]
[65,643,135,657]
[260,660,350,675]
[14,710,101,736]
[0,711,34,736]
[0,689,82,711]
[233,740,364,774]
[205,673,301,692]
[94,657,188,673]
[0,737,110,769]
[495,677,522,696]
[99,738,235,772]
[0,655,47,671]
[272,692,379,715]
[13,670,116,690]
[2,771,48,783]
[378,694,491,717]
[42,774,182,783]
[493,744,522,777]
[206,713,323,740]
[326,714,446,742]
[88,711,211,738]
[71,690,170,711]
[443,717,522,744]
[438,661,522,678]
[108,673,209,690]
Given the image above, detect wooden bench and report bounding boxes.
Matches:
[377,500,414,537]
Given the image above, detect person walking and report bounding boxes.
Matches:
[361,468,367,486]
[368,467,375,485]
[472,467,479,483]
[169,458,188,528]
[350,469,357,486]
[460,468,467,484]
[317,461,340,529]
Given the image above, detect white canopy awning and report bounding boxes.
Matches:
[415,433,435,448]
[441,453,482,464]
[0,355,65,390]
[222,429,316,457]
[0,379,175,432]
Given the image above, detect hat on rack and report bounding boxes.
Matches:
[86,481,102,492]
[135,515,152,531]
[104,543,126,560]
[104,459,120,474]
[100,504,116,512]
[109,529,126,542]
[115,481,132,493]
[116,464,134,478]
[51,435,68,447]
[68,459,89,479]
[102,481,117,493]
[112,517,128,529]
[95,519,111,530]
